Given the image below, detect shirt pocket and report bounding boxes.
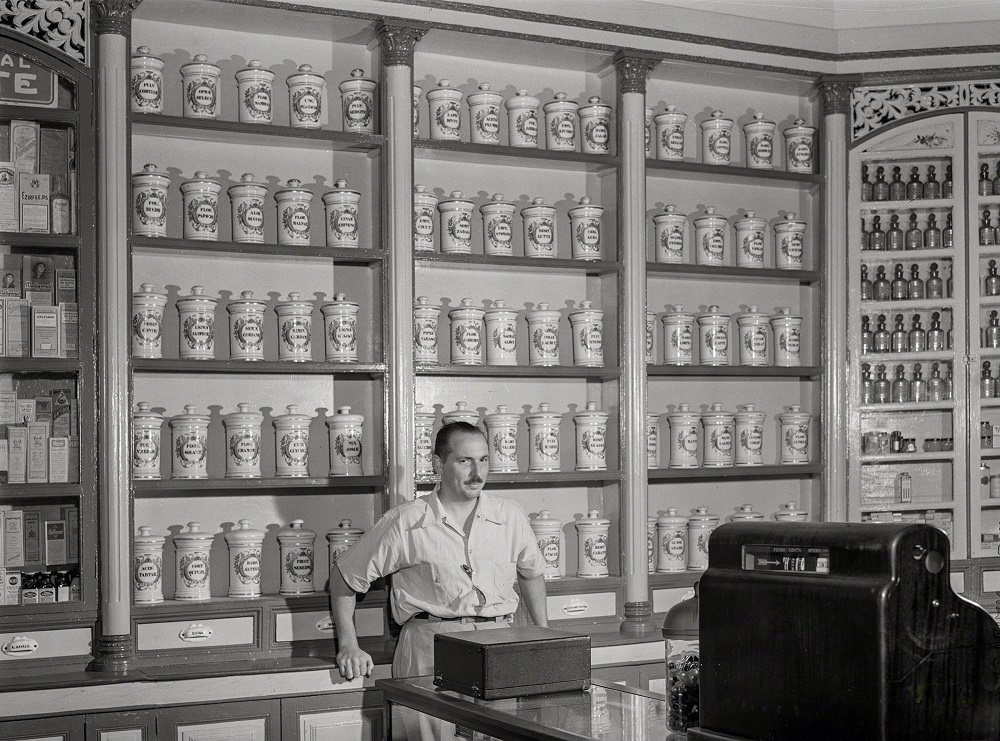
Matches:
[487,561,518,604]
[428,562,468,606]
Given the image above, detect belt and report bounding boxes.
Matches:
[411,611,511,624]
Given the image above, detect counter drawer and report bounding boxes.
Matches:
[137,615,255,651]
[274,607,383,644]
[0,627,91,662]
[546,591,617,621]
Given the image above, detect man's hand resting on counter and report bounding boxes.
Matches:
[336,644,374,680]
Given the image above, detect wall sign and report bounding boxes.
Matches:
[0,53,57,107]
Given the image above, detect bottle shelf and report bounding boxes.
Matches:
[0,107,79,124]
[648,572,702,591]
[415,364,619,379]
[647,365,820,378]
[645,262,819,284]
[977,246,1000,259]
[648,463,821,481]
[3,358,81,375]
[859,500,955,512]
[977,296,1000,307]
[859,197,955,211]
[977,194,1000,206]
[859,401,954,412]
[979,397,1000,408]
[131,114,385,151]
[0,603,94,618]
[415,471,622,487]
[860,351,954,363]
[0,483,84,499]
[132,359,386,376]
[979,450,1000,460]
[859,247,954,262]
[413,138,617,171]
[415,252,619,275]
[859,451,955,464]
[644,158,822,187]
[860,298,956,312]
[0,232,82,250]
[977,499,1000,508]
[130,237,383,263]
[133,476,385,496]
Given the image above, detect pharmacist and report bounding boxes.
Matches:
[332,421,548,680]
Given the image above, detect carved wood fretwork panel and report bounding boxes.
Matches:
[852,79,1000,141]
[1,0,89,65]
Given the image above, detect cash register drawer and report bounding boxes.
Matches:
[137,616,255,651]
[547,591,617,621]
[274,607,383,643]
[0,627,91,661]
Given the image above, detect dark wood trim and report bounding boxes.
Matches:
[154,698,281,739]
[133,476,386,495]
[647,365,822,378]
[648,463,823,481]
[415,364,620,379]
[415,253,620,274]
[0,713,85,740]
[646,263,820,284]
[132,359,387,375]
[130,236,385,262]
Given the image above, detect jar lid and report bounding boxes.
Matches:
[485,404,520,423]
[173,521,215,543]
[132,45,163,63]
[579,95,611,114]
[442,400,480,426]
[505,89,540,109]
[277,518,316,540]
[729,504,764,521]
[521,196,554,215]
[526,402,562,422]
[653,204,685,221]
[694,206,726,224]
[577,509,611,527]
[654,105,686,122]
[701,402,733,422]
[698,305,728,321]
[227,172,267,194]
[784,118,815,134]
[771,307,802,321]
[657,507,689,527]
[738,305,769,321]
[275,178,313,199]
[735,403,766,421]
[327,406,365,424]
[426,78,461,98]
[321,292,359,311]
[273,403,312,425]
[225,518,265,544]
[287,63,323,83]
[485,299,516,316]
[181,54,220,73]
[133,282,167,301]
[135,525,166,546]
[664,305,693,320]
[323,178,360,198]
[774,501,809,521]
[743,111,774,128]
[438,190,473,208]
[236,59,274,79]
[526,302,560,321]
[413,184,438,202]
[343,68,373,83]
[327,518,365,537]
[734,210,766,228]
[224,402,263,426]
[668,402,698,420]
[134,401,164,422]
[275,291,313,310]
[228,290,267,311]
[183,170,220,192]
[415,402,436,421]
[177,285,218,306]
[170,404,210,425]
[574,401,608,421]
[569,299,602,319]
[688,506,719,524]
[530,509,561,528]
[132,163,169,182]
[414,295,441,313]
[480,193,514,210]
[662,583,699,639]
[779,405,811,422]
[701,109,732,126]
[449,297,485,317]
[543,91,578,111]
[775,212,806,227]
[568,196,603,216]
[467,82,503,104]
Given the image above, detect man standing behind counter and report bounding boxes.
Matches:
[332,421,548,681]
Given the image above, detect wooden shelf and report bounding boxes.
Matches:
[860,298,956,312]
[977,195,1000,205]
[415,471,622,487]
[414,138,617,170]
[0,233,82,250]
[0,483,84,499]
[647,365,820,378]
[645,158,822,187]
[545,576,625,593]
[3,358,80,374]
[859,401,954,412]
[0,108,79,124]
[860,247,955,262]
[648,464,821,481]
[133,359,385,376]
[646,262,819,283]
[416,364,619,379]
[133,476,385,496]
[648,572,701,589]
[861,350,955,363]
[859,451,955,464]
[132,590,385,615]
[130,236,383,263]
[859,197,955,211]
[860,500,955,512]
[0,602,93,618]
[415,252,619,274]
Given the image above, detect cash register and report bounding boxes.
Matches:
[689,522,1000,741]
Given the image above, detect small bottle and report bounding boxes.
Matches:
[909,314,926,353]
[987,259,1000,296]
[861,315,873,353]
[890,264,908,300]
[50,175,71,235]
[911,363,927,402]
[945,262,953,298]
[907,264,924,300]
[985,310,1000,348]
[942,164,953,199]
[927,312,945,351]
[873,166,889,201]
[943,368,954,401]
[982,361,995,399]
[869,215,886,251]
[888,166,906,201]
[861,164,873,202]
[874,364,891,403]
[886,214,904,251]
[924,214,941,249]
[980,163,993,196]
[873,314,890,352]
[904,213,922,251]
[861,363,875,403]
[905,166,922,201]
[924,165,940,199]
[891,314,908,353]
[942,213,953,249]
[926,263,943,299]
[927,362,944,401]
[982,211,996,246]
[861,264,873,300]
[69,570,81,601]
[873,265,891,301]
[891,364,910,403]
[862,217,871,251]
[994,161,1000,196]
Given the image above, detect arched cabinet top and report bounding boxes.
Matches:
[1,0,90,70]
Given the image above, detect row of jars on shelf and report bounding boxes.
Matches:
[860,164,949,202]
[978,163,1000,197]
[131,402,364,480]
[132,285,358,362]
[133,167,362,247]
[860,214,951,252]
[860,363,953,404]
[860,313,952,355]
[131,47,375,131]
[979,211,1000,246]
[861,263,951,302]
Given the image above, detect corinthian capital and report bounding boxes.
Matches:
[818,76,857,116]
[378,23,427,68]
[614,52,660,96]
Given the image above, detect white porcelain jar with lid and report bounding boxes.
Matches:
[442,400,480,427]
[578,96,612,154]
[426,79,463,141]
[774,212,806,270]
[737,306,771,366]
[414,403,436,477]
[656,508,689,572]
[505,89,540,148]
[176,285,217,360]
[274,178,313,246]
[484,404,520,473]
[181,54,220,119]
[700,110,734,165]
[774,501,809,521]
[321,293,359,363]
[132,402,163,480]
[645,310,656,364]
[526,402,562,472]
[467,83,503,145]
[743,112,776,169]
[327,406,364,475]
[687,507,719,571]
[568,196,603,261]
[170,405,210,479]
[225,519,264,598]
[180,171,221,241]
[438,191,474,254]
[530,510,563,580]
[484,299,518,366]
[694,206,728,266]
[729,504,764,522]
[655,105,687,160]
[480,194,516,256]
[771,307,803,367]
[653,205,687,264]
[274,292,313,361]
[412,84,422,137]
[130,283,167,359]
[667,403,701,468]
[783,118,817,174]
[734,210,767,268]
[734,403,766,466]
[521,197,557,258]
[701,403,735,467]
[543,92,579,151]
[277,520,316,596]
[778,405,811,465]
[568,300,603,367]
[646,413,660,469]
[413,296,441,364]
[573,401,608,471]
[228,173,267,243]
[697,305,731,366]
[412,185,438,252]
[644,107,653,156]
[327,519,365,575]
[133,525,165,604]
[131,163,170,238]
[223,403,263,479]
[575,510,610,578]
[273,404,311,478]
[661,305,695,366]
[525,302,561,366]
[339,69,376,134]
[647,515,658,573]
[227,290,267,362]
[173,521,214,600]
[235,60,274,124]
[287,63,324,129]
[322,179,361,249]
[449,298,485,365]
[130,46,164,114]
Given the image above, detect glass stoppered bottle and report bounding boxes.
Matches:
[982,210,996,246]
[908,264,924,299]
[869,215,886,251]
[861,264,873,300]
[909,314,926,353]
[905,213,922,251]
[860,363,874,403]
[890,264,908,300]
[861,217,871,250]
[891,314,908,353]
[986,259,1000,296]
[982,361,995,399]
[874,364,890,403]
[889,166,906,201]
[924,165,940,199]
[873,266,890,301]
[942,164,953,199]
[861,164,873,202]
[942,213,953,250]
[873,314,890,353]
[927,312,946,351]
[861,315,873,353]
[905,166,922,201]
[886,215,904,251]
[926,263,943,299]
[891,364,910,403]
[993,161,1000,196]
[911,363,927,402]
[924,214,941,249]
[980,163,993,196]
[985,310,1000,349]
[873,166,889,201]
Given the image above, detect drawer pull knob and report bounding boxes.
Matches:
[315,617,335,633]
[179,623,214,642]
[561,598,589,616]
[2,636,39,656]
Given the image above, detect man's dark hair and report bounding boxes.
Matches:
[434,421,486,460]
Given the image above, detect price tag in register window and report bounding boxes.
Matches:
[742,544,830,575]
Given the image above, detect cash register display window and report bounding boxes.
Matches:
[742,545,830,574]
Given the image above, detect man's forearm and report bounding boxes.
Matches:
[330,566,361,648]
[518,573,548,627]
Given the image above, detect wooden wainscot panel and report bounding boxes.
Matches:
[545,590,617,622]
[0,626,91,662]
[281,691,382,741]
[85,710,156,741]
[136,615,255,652]
[273,607,383,645]
[156,699,280,741]
[0,714,85,740]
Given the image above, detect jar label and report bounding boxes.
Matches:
[454,321,482,355]
[281,318,311,350]
[229,316,261,352]
[415,426,433,464]
[414,319,438,352]
[744,327,768,357]
[661,225,684,256]
[175,433,208,469]
[785,425,809,454]
[279,431,309,466]
[743,231,765,259]
[132,72,162,108]
[344,93,373,129]
[186,78,217,114]
[447,213,472,245]
[645,322,654,357]
[709,131,731,157]
[665,533,686,558]
[646,424,658,459]
[584,535,607,566]
[414,207,435,237]
[531,325,559,357]
[237,199,265,236]
[576,220,601,249]
[516,111,538,143]
[135,189,165,227]
[648,531,655,564]
[179,552,209,586]
[580,324,603,352]
[230,431,261,466]
[701,229,725,259]
[534,430,560,460]
[187,197,218,232]
[487,215,513,247]
[679,429,698,455]
[671,326,693,355]
[781,234,804,261]
[182,312,214,351]
[780,328,801,357]
[789,138,813,167]
[234,549,262,583]
[435,102,461,134]
[292,88,321,120]
[705,328,728,354]
[286,550,313,581]
[709,426,733,453]
[476,107,500,138]
[335,431,363,464]
[132,310,162,346]
[331,206,358,240]
[740,426,763,453]
[244,84,271,117]
[134,555,162,589]
[492,429,518,462]
[283,205,310,237]
[663,126,684,155]
[749,133,773,164]
[585,118,609,149]
[552,115,576,142]
[581,427,606,458]
[538,536,560,566]
[527,218,554,249]
[328,318,357,353]
[490,323,517,354]
[132,430,160,468]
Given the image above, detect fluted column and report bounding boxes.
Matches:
[614,51,659,635]
[379,24,425,506]
[818,77,855,523]
[90,0,142,673]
